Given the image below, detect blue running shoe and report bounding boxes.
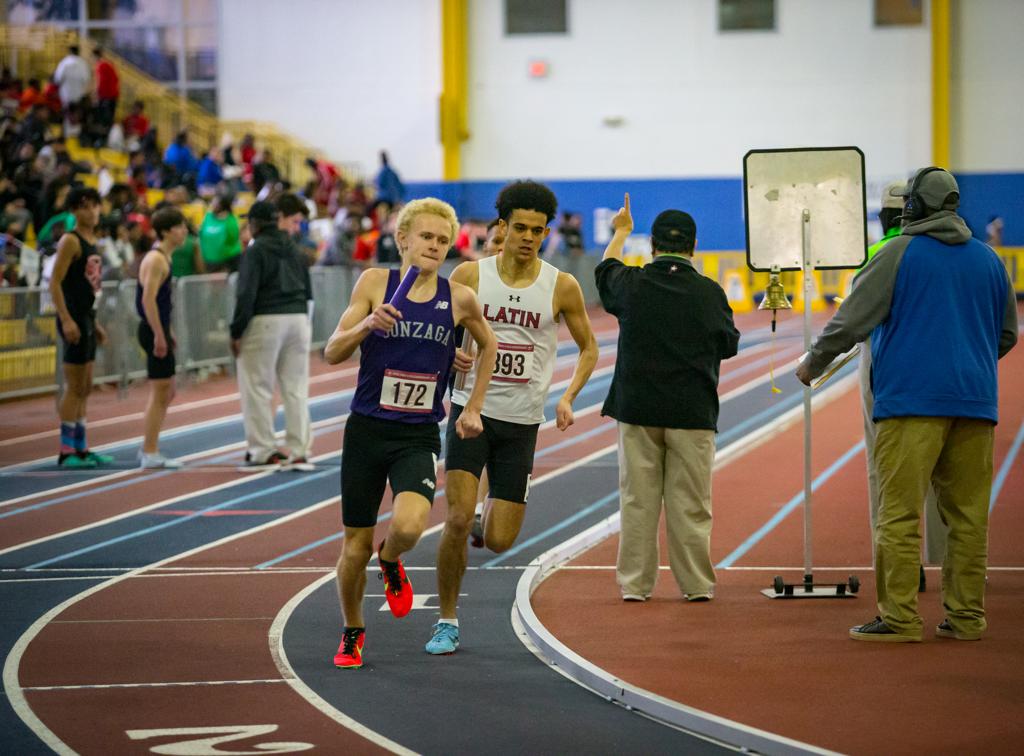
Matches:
[424,622,460,655]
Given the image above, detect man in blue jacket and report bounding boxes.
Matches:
[797,167,1018,643]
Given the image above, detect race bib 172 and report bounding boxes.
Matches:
[380,369,437,413]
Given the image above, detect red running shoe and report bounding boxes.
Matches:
[334,627,365,668]
[378,540,414,618]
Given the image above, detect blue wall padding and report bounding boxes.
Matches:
[406,172,1024,251]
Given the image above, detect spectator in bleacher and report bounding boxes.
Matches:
[54,45,91,108]
[49,187,114,469]
[198,192,242,273]
[122,101,150,143]
[17,105,49,151]
[18,78,43,113]
[163,131,198,184]
[196,149,224,197]
[374,150,405,205]
[41,77,63,119]
[230,197,314,470]
[239,133,256,185]
[306,155,339,211]
[252,149,281,195]
[320,212,361,267]
[93,47,119,136]
[137,206,189,469]
[375,206,401,264]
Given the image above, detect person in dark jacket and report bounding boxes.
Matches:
[797,167,1018,643]
[596,194,739,602]
[230,195,314,470]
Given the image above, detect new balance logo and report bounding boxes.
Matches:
[422,478,436,490]
[435,301,449,310]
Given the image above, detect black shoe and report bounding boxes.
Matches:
[849,616,921,642]
[935,619,982,641]
[919,566,927,593]
[239,451,288,471]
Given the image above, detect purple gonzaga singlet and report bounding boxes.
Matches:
[351,269,457,424]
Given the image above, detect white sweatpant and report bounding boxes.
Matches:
[237,313,312,462]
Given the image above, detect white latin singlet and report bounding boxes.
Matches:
[451,255,560,425]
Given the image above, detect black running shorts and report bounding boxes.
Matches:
[341,412,442,528]
[57,311,97,365]
[137,320,176,380]
[444,403,539,505]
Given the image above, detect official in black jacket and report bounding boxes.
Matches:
[230,195,314,470]
[595,194,739,602]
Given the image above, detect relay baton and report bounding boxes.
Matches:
[373,265,421,336]
[453,329,474,391]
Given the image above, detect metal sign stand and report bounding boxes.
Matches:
[762,209,858,599]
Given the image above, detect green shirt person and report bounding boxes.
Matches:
[198,195,242,272]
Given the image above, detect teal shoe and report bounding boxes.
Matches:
[79,450,115,466]
[58,453,97,469]
[424,622,460,655]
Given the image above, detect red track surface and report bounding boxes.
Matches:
[11,305,1017,754]
[534,313,1024,755]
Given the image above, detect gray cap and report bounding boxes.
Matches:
[890,168,959,211]
[881,180,906,210]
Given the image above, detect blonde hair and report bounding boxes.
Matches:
[395,198,459,247]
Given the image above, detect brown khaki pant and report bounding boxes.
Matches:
[859,342,947,562]
[616,423,716,598]
[874,416,994,637]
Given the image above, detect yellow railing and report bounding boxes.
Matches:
[0,24,349,184]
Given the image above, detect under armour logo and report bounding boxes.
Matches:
[434,301,449,310]
[509,295,521,302]
[670,265,678,272]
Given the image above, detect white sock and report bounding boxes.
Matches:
[439,618,459,627]
[474,502,483,516]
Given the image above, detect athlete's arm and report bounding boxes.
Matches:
[452,282,496,439]
[554,272,599,431]
[602,193,632,261]
[49,232,81,344]
[140,251,170,357]
[449,261,481,371]
[323,268,394,364]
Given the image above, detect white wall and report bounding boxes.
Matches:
[951,0,1024,172]
[463,0,932,181]
[218,0,443,180]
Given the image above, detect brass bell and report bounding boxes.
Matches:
[759,270,792,311]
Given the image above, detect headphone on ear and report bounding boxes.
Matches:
[902,166,944,223]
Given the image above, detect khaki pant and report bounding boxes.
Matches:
[874,417,994,637]
[859,342,947,562]
[238,313,312,462]
[616,423,716,597]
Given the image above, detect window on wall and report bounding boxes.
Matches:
[874,0,923,26]
[718,0,775,32]
[505,0,567,35]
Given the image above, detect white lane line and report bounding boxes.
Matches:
[0,326,622,450]
[2,494,342,756]
[22,679,288,691]
[0,466,339,559]
[268,574,416,756]
[51,617,274,624]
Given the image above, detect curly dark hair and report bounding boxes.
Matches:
[494,180,558,223]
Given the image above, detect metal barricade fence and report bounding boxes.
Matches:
[0,268,361,401]
[174,274,237,372]
[309,267,354,348]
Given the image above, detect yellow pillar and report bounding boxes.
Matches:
[441,0,469,180]
[932,0,951,168]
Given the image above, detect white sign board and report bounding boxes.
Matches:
[744,147,867,271]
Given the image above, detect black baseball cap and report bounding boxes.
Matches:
[651,209,696,252]
[890,168,960,211]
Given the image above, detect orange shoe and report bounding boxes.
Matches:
[378,540,414,618]
[334,627,365,668]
